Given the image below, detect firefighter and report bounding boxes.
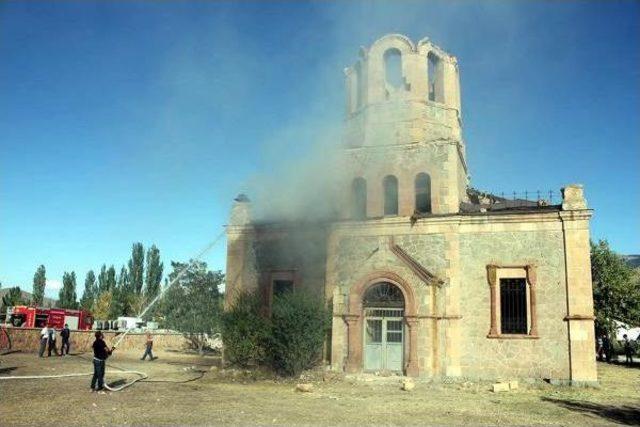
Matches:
[91,331,113,393]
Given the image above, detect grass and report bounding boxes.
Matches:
[1,350,639,426]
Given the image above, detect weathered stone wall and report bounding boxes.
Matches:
[4,328,189,353]
[457,230,570,380]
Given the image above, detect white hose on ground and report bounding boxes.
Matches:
[111,229,226,350]
[0,370,148,392]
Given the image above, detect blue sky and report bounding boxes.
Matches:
[1,1,638,298]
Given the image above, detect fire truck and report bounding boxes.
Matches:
[5,306,93,330]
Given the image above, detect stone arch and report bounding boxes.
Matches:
[344,271,420,376]
[348,271,418,317]
[369,33,416,55]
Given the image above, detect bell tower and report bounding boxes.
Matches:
[340,34,468,218]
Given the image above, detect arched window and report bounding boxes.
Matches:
[383,175,398,216]
[384,48,403,89]
[363,282,405,308]
[351,177,367,220]
[415,173,432,213]
[427,52,441,102]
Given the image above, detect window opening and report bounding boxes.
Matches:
[383,175,399,216]
[415,173,432,213]
[500,278,527,334]
[384,49,403,89]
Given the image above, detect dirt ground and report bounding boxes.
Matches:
[1,350,639,426]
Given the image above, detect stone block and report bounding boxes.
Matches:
[401,378,415,391]
[508,380,518,390]
[492,382,509,392]
[296,383,314,393]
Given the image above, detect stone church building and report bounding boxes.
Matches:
[226,34,597,384]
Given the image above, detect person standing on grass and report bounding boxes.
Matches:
[38,325,49,357]
[140,331,156,361]
[602,333,612,363]
[91,331,112,393]
[47,327,60,357]
[623,334,634,364]
[60,323,71,356]
[596,335,604,361]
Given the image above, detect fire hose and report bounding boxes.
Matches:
[0,369,148,392]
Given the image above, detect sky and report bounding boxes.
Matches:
[1,1,638,298]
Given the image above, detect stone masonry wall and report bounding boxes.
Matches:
[458,230,570,380]
[4,327,189,353]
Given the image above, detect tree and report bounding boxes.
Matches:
[106,265,117,292]
[144,245,163,300]
[128,243,145,295]
[163,260,223,354]
[32,265,46,305]
[93,291,112,320]
[80,270,97,311]
[591,240,640,334]
[98,264,109,294]
[114,265,131,316]
[1,286,24,310]
[58,271,78,309]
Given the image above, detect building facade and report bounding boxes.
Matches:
[226,34,597,384]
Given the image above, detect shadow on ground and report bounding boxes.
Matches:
[542,397,640,425]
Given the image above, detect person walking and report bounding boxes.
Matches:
[602,333,612,363]
[60,323,71,356]
[91,331,113,393]
[623,334,634,364]
[47,327,60,357]
[596,335,604,361]
[38,325,49,357]
[140,331,156,361]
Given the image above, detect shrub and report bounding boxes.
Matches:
[266,291,329,376]
[221,290,269,367]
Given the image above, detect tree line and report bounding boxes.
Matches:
[2,243,224,338]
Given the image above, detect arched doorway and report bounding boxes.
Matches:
[362,282,405,372]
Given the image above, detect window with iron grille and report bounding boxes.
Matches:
[499,278,527,334]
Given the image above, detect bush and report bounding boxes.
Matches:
[266,291,329,376]
[221,291,269,367]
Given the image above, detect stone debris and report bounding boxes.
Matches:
[209,366,219,372]
[492,382,509,392]
[296,383,314,393]
[401,378,415,391]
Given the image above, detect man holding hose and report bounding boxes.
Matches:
[91,331,113,393]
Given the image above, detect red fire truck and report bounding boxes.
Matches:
[6,306,93,330]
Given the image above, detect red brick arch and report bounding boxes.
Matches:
[344,270,419,376]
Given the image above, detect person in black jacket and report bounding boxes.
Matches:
[60,324,71,356]
[91,331,113,392]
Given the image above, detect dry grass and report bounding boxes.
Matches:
[1,350,639,426]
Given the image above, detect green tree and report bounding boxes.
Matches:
[93,291,112,320]
[98,264,109,294]
[1,286,25,310]
[115,265,132,316]
[128,243,145,295]
[267,291,329,376]
[80,270,97,311]
[32,265,46,305]
[163,260,223,354]
[144,245,163,300]
[58,271,78,309]
[591,240,640,333]
[106,265,117,292]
